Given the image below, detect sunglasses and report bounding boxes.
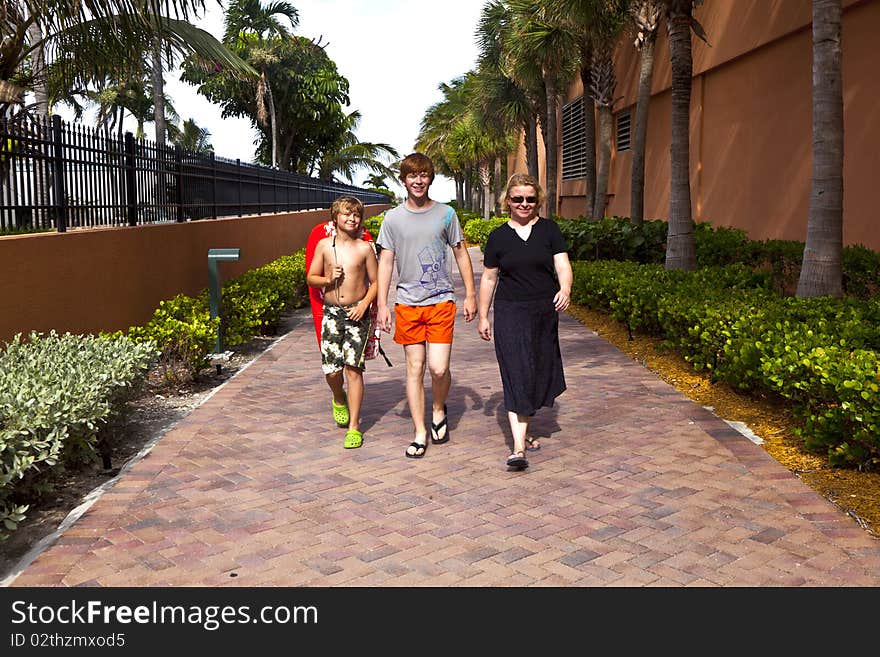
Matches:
[509,196,538,204]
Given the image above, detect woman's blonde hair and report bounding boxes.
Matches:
[504,173,544,208]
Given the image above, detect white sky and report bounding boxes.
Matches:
[159,0,484,202]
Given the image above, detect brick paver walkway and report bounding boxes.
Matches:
[5,247,880,586]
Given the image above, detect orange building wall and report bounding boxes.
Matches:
[549,0,880,250]
[0,205,390,345]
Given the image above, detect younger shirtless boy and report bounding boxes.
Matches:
[306,196,379,448]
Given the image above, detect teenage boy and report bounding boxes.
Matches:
[376,152,476,458]
[306,196,379,449]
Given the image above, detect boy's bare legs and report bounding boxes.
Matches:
[325,370,346,405]
[345,366,363,431]
[426,342,452,426]
[403,343,428,453]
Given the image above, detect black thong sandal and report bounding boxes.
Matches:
[506,451,529,469]
[405,440,427,459]
[526,437,541,451]
[431,404,449,444]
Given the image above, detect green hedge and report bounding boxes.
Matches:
[545,216,880,299]
[128,250,309,380]
[571,260,880,469]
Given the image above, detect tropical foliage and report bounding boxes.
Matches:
[169,117,213,154]
[181,30,351,173]
[0,0,254,119]
[315,110,399,184]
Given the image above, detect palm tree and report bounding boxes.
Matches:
[628,0,663,225]
[475,1,541,210]
[315,110,399,183]
[1,1,253,118]
[447,113,517,220]
[223,0,300,169]
[662,0,707,271]
[578,37,598,219]
[363,172,390,189]
[60,56,179,139]
[505,0,580,217]
[796,0,843,298]
[169,118,213,154]
[588,3,629,219]
[417,77,472,207]
[555,0,628,220]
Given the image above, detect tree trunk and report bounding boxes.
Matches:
[580,47,597,219]
[630,20,658,225]
[25,23,49,227]
[525,115,539,179]
[664,4,696,271]
[480,161,492,221]
[544,75,559,217]
[591,46,616,220]
[594,105,613,219]
[493,156,503,216]
[152,38,167,146]
[797,0,844,298]
[281,136,294,173]
[27,24,49,118]
[266,81,280,169]
[455,174,464,207]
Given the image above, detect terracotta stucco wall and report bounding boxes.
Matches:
[550,0,880,250]
[0,205,389,344]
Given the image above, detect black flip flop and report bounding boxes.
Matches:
[405,440,427,458]
[431,404,449,444]
[506,451,529,469]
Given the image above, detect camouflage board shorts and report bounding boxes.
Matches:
[320,302,372,374]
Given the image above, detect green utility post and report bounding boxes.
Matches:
[207,248,240,373]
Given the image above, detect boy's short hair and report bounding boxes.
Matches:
[398,152,435,183]
[331,195,364,219]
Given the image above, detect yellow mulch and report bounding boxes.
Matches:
[567,305,880,538]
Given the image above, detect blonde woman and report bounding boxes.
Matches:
[477,174,572,470]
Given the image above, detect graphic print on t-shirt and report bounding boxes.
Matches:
[418,239,448,290]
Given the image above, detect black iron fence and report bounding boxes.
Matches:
[0,114,391,232]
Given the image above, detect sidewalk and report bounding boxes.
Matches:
[5,247,880,586]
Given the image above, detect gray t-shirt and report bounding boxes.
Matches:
[377,201,464,306]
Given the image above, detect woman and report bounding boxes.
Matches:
[477,174,573,470]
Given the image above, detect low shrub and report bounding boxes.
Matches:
[0,331,155,538]
[571,260,880,469]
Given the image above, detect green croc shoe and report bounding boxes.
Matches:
[344,429,363,449]
[331,395,349,428]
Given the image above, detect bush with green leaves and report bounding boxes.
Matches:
[221,253,306,346]
[842,244,880,300]
[128,292,219,380]
[559,216,668,263]
[129,250,309,380]
[363,214,384,238]
[571,261,880,468]
[0,331,155,538]
[463,217,506,250]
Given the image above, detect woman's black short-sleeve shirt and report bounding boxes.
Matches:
[483,217,568,301]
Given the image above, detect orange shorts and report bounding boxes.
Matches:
[394,301,456,345]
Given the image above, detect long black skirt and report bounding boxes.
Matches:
[493,297,566,416]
